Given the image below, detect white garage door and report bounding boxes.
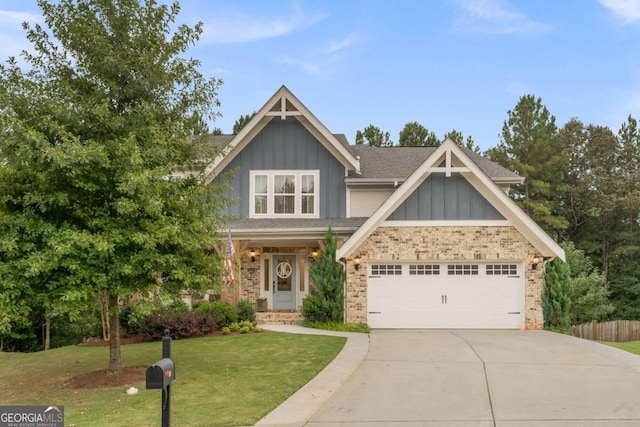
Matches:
[367,263,524,329]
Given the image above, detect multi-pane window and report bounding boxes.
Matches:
[486,264,518,276]
[447,264,479,275]
[251,171,319,217]
[301,175,315,214]
[274,174,295,214]
[254,175,268,214]
[409,264,440,275]
[370,264,402,276]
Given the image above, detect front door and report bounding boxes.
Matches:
[273,255,296,310]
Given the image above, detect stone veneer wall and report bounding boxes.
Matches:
[346,226,545,330]
[240,258,261,304]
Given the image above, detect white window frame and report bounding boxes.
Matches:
[250,170,320,218]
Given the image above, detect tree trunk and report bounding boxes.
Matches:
[108,294,122,372]
[99,290,110,341]
[44,318,50,351]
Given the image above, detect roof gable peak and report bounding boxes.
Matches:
[204,86,360,183]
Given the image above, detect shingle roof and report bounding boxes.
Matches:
[346,144,519,180]
[205,135,520,181]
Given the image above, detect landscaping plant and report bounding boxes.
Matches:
[302,227,345,323]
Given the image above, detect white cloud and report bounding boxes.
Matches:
[276,55,322,75]
[455,0,552,35]
[277,32,362,76]
[324,33,361,55]
[0,10,42,61]
[0,10,42,25]
[200,3,327,44]
[598,0,640,23]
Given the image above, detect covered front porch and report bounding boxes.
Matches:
[218,218,363,322]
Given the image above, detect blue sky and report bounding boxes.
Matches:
[1,0,639,150]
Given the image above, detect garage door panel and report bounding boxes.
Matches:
[367,263,524,329]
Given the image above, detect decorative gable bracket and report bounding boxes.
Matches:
[205,85,360,183]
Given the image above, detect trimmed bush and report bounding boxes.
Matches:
[138,312,217,340]
[236,300,255,322]
[193,301,237,327]
[302,295,332,323]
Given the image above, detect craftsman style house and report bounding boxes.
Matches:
[206,86,564,329]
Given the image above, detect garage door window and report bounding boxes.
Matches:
[370,264,402,275]
[486,264,518,275]
[409,264,440,275]
[447,264,479,275]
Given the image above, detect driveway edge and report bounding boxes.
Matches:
[255,325,369,427]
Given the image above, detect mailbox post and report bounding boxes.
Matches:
[146,329,174,427]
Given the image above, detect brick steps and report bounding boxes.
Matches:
[256,312,303,325]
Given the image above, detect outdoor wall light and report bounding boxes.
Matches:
[309,248,320,258]
[249,249,259,263]
[353,255,362,271]
[531,255,541,270]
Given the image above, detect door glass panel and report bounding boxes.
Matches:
[264,259,270,291]
[275,258,293,291]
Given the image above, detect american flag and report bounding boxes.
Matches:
[222,230,236,284]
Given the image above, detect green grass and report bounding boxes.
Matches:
[601,340,640,356]
[0,332,346,426]
[301,320,370,333]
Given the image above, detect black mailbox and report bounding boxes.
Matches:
[146,358,175,389]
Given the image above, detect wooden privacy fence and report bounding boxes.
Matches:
[571,320,640,342]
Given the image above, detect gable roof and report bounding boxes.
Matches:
[203,86,360,183]
[336,138,565,261]
[346,145,523,184]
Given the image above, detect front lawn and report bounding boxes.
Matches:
[0,332,346,426]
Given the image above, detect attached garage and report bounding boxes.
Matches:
[367,262,524,329]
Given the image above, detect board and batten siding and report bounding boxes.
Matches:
[388,173,504,220]
[216,117,347,218]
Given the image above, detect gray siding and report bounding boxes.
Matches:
[215,117,347,218]
[388,173,504,220]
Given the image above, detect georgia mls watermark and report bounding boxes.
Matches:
[0,406,64,427]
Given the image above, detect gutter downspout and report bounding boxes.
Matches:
[339,258,347,323]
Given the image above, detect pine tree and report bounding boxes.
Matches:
[487,95,568,236]
[355,124,393,147]
[302,227,345,322]
[398,121,440,147]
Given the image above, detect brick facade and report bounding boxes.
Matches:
[345,225,545,330]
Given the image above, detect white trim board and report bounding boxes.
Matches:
[336,138,565,261]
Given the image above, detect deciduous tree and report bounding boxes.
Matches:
[562,242,613,324]
[0,0,228,369]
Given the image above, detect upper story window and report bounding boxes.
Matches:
[250,170,319,218]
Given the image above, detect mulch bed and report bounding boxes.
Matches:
[63,367,147,390]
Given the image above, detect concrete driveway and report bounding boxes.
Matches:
[307,329,640,427]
